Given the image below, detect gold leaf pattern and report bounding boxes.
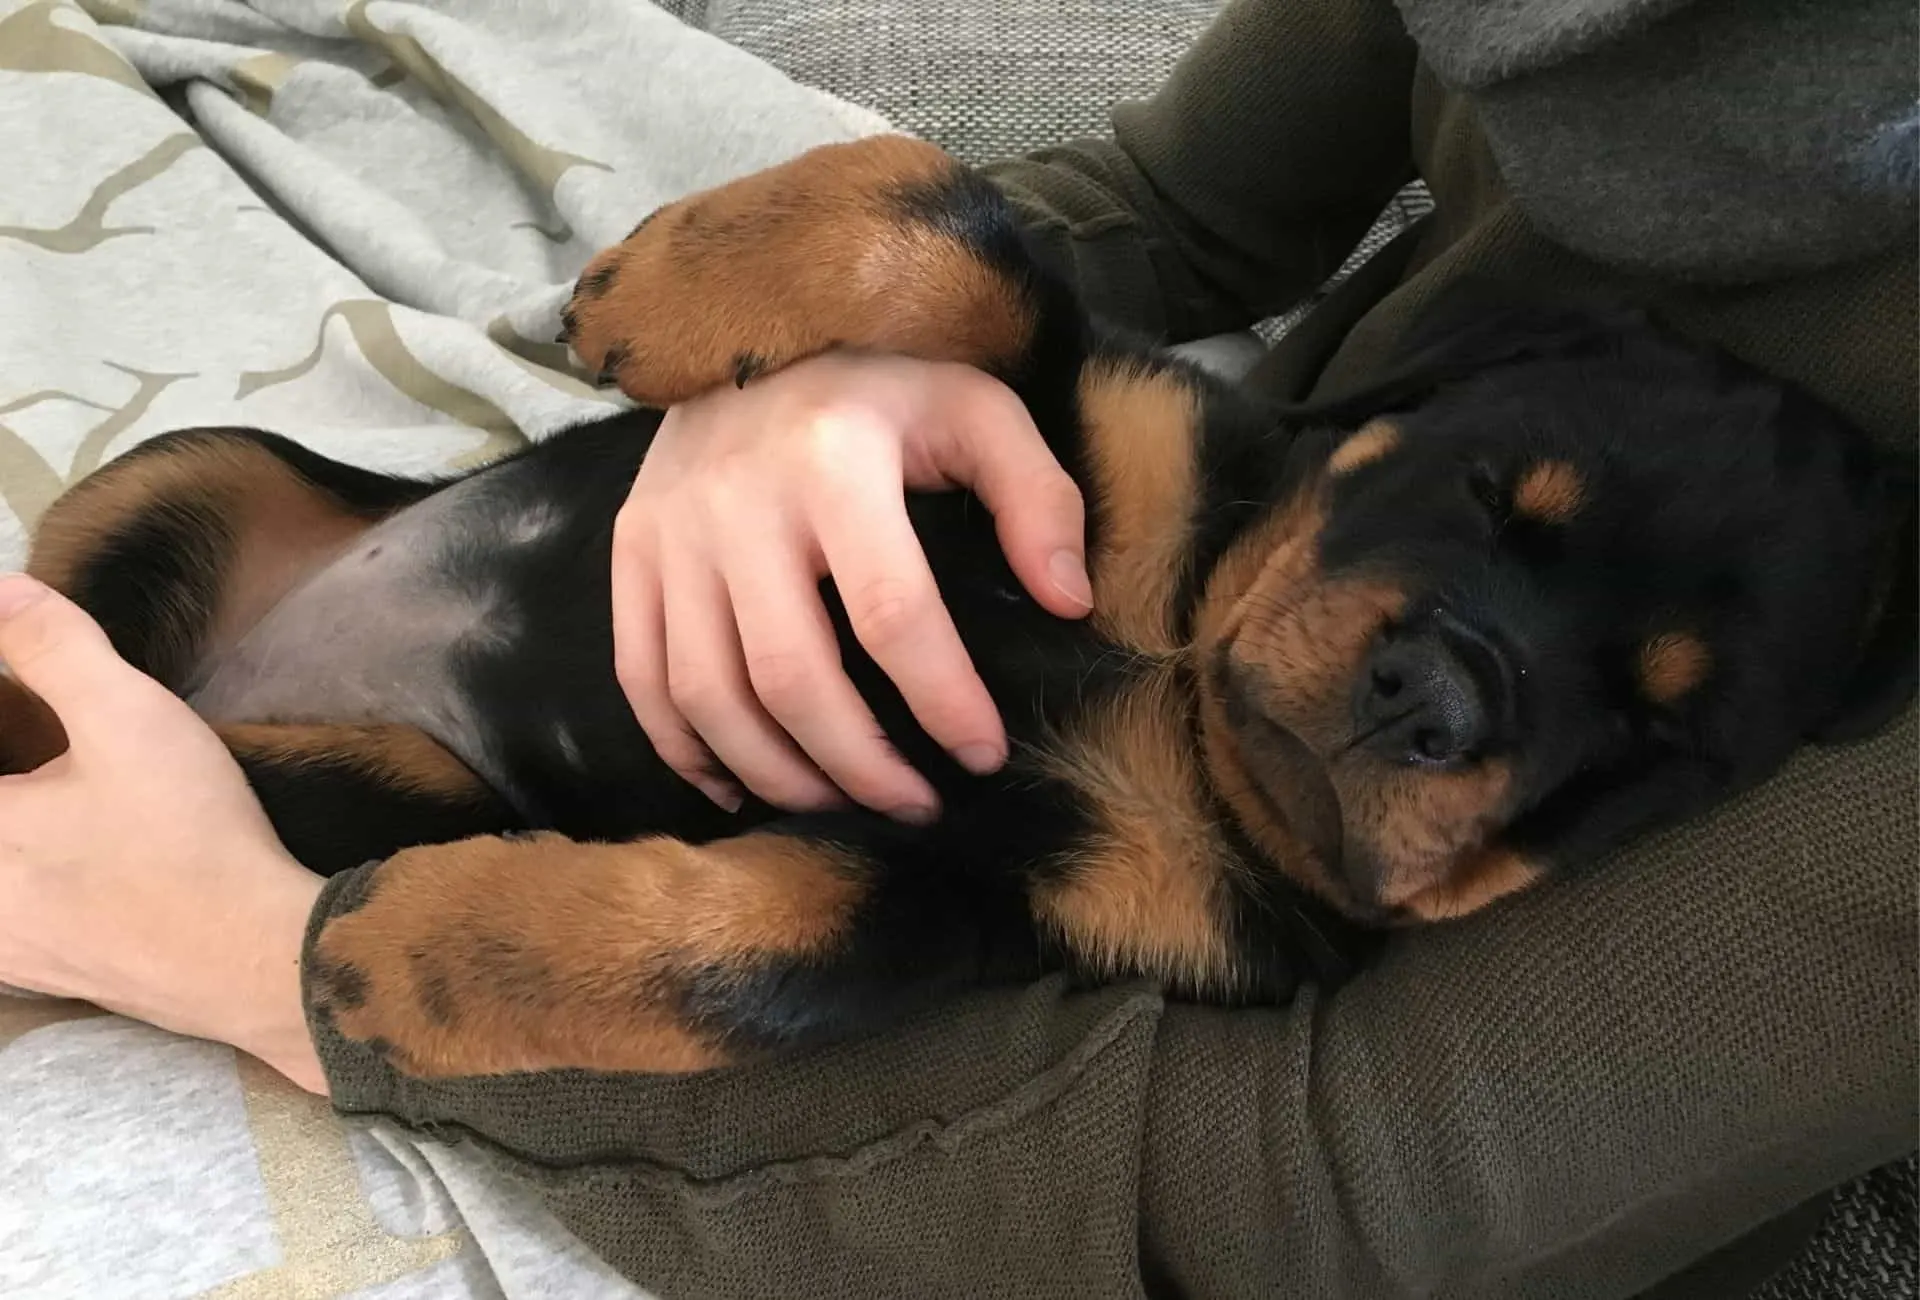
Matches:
[0,132,202,253]
[189,1056,465,1300]
[65,362,194,481]
[237,300,526,456]
[0,419,70,531]
[0,0,155,99]
[0,389,111,417]
[0,365,189,530]
[484,312,601,395]
[231,51,299,117]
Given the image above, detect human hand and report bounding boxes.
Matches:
[0,575,326,1093]
[614,351,1091,821]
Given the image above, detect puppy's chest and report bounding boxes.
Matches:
[186,471,561,803]
[1011,663,1252,979]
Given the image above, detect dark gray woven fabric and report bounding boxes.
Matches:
[689,0,1226,165]
[1752,1158,1918,1300]
[1255,182,1437,343]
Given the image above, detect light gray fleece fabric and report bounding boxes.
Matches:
[0,0,891,566]
[0,1,890,1295]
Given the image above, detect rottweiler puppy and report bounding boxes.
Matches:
[10,137,1913,1078]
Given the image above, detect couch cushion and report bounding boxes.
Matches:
[680,0,1227,164]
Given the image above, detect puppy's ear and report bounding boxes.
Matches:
[1282,279,1649,426]
[1809,457,1918,744]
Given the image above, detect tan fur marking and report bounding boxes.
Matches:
[1240,575,1409,751]
[1032,670,1236,993]
[1193,676,1342,906]
[1078,359,1201,655]
[566,136,1034,407]
[1191,486,1370,910]
[0,673,68,774]
[1637,631,1712,703]
[1396,845,1542,922]
[1513,460,1583,523]
[217,722,490,803]
[1190,489,1324,652]
[1327,419,1400,475]
[314,832,866,1077]
[30,432,374,679]
[1357,758,1515,909]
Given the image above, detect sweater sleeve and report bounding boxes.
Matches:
[302,714,1914,1300]
[980,0,1419,342]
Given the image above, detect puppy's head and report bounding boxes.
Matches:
[1199,289,1915,924]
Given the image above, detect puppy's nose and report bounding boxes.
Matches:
[1353,629,1491,765]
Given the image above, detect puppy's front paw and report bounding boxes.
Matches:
[561,135,1034,408]
[310,833,732,1078]
[311,835,566,1078]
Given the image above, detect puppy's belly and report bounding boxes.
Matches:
[187,468,549,804]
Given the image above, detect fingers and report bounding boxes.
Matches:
[803,414,1006,782]
[932,373,1091,619]
[725,514,940,821]
[658,532,847,814]
[610,507,746,812]
[607,354,1075,817]
[0,575,146,742]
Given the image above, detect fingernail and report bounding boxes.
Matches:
[694,777,745,814]
[0,574,49,619]
[894,799,941,826]
[1048,549,1093,611]
[955,743,1004,775]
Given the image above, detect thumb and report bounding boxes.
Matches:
[938,378,1092,620]
[0,574,139,722]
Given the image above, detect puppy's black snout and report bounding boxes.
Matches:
[1354,627,1494,765]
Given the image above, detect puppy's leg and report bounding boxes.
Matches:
[12,434,518,864]
[3,428,425,773]
[563,136,1076,408]
[29,426,430,691]
[219,722,521,878]
[0,675,68,774]
[310,815,1029,1077]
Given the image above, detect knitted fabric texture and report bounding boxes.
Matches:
[1751,1156,1918,1300]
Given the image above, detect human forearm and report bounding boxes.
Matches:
[300,869,1171,1298]
[0,575,330,1094]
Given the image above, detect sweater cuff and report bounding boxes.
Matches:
[301,861,410,1117]
[984,146,1181,340]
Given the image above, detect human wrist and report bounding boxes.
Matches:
[223,850,328,1095]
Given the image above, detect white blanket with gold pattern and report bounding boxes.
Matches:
[0,1,889,1294]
